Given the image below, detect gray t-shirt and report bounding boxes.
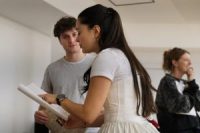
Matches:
[42,53,95,103]
[41,53,99,133]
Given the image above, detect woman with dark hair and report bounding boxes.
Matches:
[41,4,158,132]
[156,47,200,133]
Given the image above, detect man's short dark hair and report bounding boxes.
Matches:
[53,17,76,38]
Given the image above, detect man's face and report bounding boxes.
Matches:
[59,28,81,54]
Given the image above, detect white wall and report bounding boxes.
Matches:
[43,0,95,17]
[123,23,200,48]
[0,16,51,133]
[51,38,65,62]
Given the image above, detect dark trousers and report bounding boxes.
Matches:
[177,128,200,133]
[161,128,200,133]
[34,122,49,133]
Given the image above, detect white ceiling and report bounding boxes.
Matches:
[0,0,199,36]
[0,0,67,36]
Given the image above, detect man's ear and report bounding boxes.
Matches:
[92,25,101,39]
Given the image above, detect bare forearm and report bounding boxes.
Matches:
[41,77,110,125]
[86,112,104,127]
[61,99,96,124]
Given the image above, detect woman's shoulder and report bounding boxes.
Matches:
[159,74,176,87]
[100,48,120,53]
[47,58,64,70]
[158,74,178,91]
[162,74,176,82]
[98,48,125,58]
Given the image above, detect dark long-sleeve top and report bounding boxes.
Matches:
[155,74,200,132]
[156,74,200,113]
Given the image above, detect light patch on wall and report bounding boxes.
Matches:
[109,0,155,6]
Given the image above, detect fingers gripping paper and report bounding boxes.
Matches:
[18,83,69,120]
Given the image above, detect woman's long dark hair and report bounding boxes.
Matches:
[80,4,156,117]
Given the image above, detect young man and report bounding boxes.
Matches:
[34,17,97,133]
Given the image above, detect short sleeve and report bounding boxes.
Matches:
[90,49,118,81]
[41,67,53,93]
